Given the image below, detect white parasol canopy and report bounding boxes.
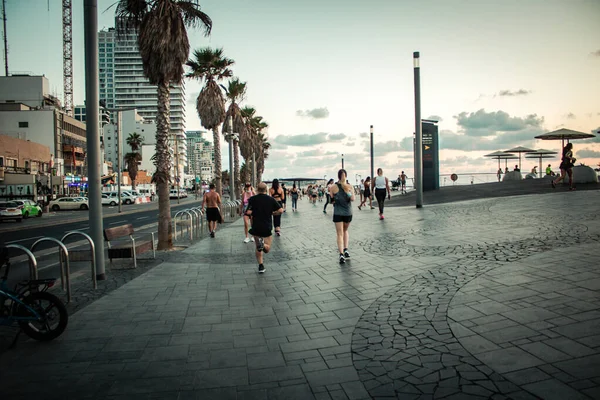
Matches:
[535,128,596,149]
[525,149,558,177]
[484,151,518,169]
[504,146,536,170]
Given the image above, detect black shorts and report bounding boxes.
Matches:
[249,227,272,238]
[206,207,220,222]
[333,215,352,223]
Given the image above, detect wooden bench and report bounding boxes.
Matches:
[103,224,155,268]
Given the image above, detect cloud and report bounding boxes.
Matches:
[497,89,532,97]
[363,140,405,155]
[576,149,600,158]
[187,91,199,103]
[296,149,337,157]
[590,49,600,57]
[328,133,346,141]
[426,115,443,122]
[273,133,328,146]
[359,132,369,139]
[564,113,576,120]
[455,109,544,137]
[296,107,330,119]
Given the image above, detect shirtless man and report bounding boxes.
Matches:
[246,182,283,273]
[202,183,221,238]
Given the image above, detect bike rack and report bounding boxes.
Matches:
[190,206,204,236]
[61,231,97,290]
[173,209,194,241]
[30,238,71,303]
[187,208,201,239]
[4,244,38,280]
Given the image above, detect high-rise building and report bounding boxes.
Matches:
[99,22,187,180]
[185,130,214,183]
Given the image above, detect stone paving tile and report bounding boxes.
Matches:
[1,192,599,399]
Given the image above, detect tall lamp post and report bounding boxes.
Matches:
[341,154,344,169]
[413,52,423,208]
[370,125,374,181]
[227,116,236,201]
[83,0,106,279]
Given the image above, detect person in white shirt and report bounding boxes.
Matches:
[372,168,391,220]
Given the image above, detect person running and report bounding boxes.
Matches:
[400,171,407,194]
[552,143,576,190]
[372,168,391,220]
[359,179,365,205]
[359,176,374,210]
[202,183,221,238]
[330,169,354,264]
[246,182,283,273]
[291,184,299,212]
[323,178,335,214]
[269,179,284,235]
[281,183,287,213]
[239,183,255,243]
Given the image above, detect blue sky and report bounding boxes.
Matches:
[3,0,600,181]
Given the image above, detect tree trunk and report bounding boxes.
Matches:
[156,81,173,250]
[233,140,241,197]
[212,126,222,195]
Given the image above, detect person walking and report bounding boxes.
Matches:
[359,179,365,204]
[202,183,221,238]
[400,171,407,194]
[291,184,299,212]
[239,183,255,243]
[372,168,391,220]
[359,176,374,210]
[323,179,335,214]
[280,183,287,213]
[269,179,284,236]
[497,168,503,182]
[552,143,576,190]
[246,182,284,273]
[329,169,354,264]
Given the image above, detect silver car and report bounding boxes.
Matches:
[0,201,23,223]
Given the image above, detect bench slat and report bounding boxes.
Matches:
[104,224,134,241]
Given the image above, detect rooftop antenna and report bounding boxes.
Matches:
[2,0,8,76]
[63,0,73,115]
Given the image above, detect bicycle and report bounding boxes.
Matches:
[0,246,68,346]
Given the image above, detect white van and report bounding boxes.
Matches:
[169,189,184,199]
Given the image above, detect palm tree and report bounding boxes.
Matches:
[224,78,247,194]
[125,132,144,189]
[186,47,234,195]
[116,0,212,250]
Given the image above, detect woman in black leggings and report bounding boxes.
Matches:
[269,179,284,235]
[372,168,391,220]
[323,179,334,214]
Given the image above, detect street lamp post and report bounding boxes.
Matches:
[228,116,236,201]
[370,125,374,181]
[413,52,423,208]
[341,154,344,169]
[83,0,106,279]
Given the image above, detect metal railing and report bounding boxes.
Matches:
[4,244,38,280]
[30,238,71,303]
[61,231,97,289]
[173,209,194,241]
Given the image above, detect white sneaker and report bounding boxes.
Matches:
[251,237,255,242]
[243,237,251,243]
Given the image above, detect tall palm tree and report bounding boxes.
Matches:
[116,0,212,250]
[224,78,247,194]
[125,132,144,189]
[186,47,234,195]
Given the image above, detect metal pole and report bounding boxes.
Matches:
[228,116,236,201]
[84,0,106,280]
[341,153,344,170]
[117,111,122,213]
[413,51,423,208]
[369,125,374,181]
[175,133,180,204]
[2,0,8,76]
[252,152,256,186]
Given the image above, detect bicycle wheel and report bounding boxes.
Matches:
[18,291,68,341]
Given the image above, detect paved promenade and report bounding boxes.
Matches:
[1,189,599,399]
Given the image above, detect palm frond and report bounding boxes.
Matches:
[177,1,212,35]
[197,79,226,130]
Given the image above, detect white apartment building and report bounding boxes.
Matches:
[185,131,214,183]
[99,22,187,179]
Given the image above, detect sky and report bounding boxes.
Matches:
[3,0,600,183]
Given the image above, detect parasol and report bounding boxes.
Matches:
[525,149,558,178]
[504,146,536,170]
[485,151,517,170]
[534,128,596,148]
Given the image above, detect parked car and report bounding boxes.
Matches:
[0,201,23,223]
[101,194,121,206]
[12,199,43,218]
[49,197,89,211]
[71,197,89,202]
[105,192,135,205]
[169,189,184,199]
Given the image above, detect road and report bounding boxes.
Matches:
[0,197,204,286]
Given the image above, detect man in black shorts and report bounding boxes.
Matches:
[245,182,283,273]
[202,183,221,238]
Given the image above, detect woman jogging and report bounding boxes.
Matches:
[323,179,335,214]
[330,169,354,264]
[269,179,284,235]
[552,143,576,191]
[359,176,374,210]
[291,184,299,212]
[372,168,391,220]
[240,183,255,243]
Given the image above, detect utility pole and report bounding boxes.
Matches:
[1,0,8,76]
[84,0,106,279]
[252,152,256,187]
[370,125,374,182]
[175,133,180,204]
[413,51,423,208]
[228,116,236,201]
[117,111,123,212]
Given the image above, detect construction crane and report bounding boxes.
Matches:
[62,0,73,116]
